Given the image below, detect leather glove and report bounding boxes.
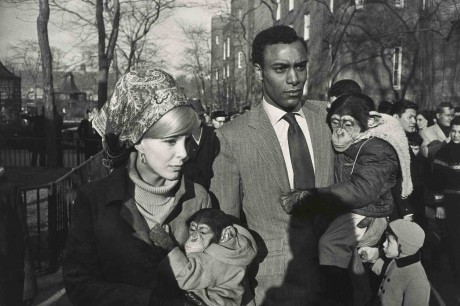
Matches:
[149,224,176,252]
[280,189,316,214]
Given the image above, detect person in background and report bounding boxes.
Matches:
[454,106,460,118]
[358,220,430,306]
[389,100,418,221]
[77,109,101,160]
[183,99,218,190]
[377,100,393,114]
[62,68,210,306]
[416,110,435,132]
[21,106,46,166]
[432,116,460,301]
[210,25,334,305]
[420,102,454,159]
[211,110,227,129]
[327,79,362,110]
[242,105,251,113]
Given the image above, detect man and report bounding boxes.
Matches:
[327,79,362,110]
[420,102,454,158]
[77,109,101,160]
[390,100,422,222]
[210,25,334,305]
[183,99,218,190]
[211,110,227,129]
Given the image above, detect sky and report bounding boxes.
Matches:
[0,1,223,77]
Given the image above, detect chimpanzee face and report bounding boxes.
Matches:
[330,114,363,152]
[184,221,216,254]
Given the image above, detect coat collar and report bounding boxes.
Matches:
[395,251,421,268]
[103,166,194,245]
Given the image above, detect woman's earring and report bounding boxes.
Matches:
[140,153,147,164]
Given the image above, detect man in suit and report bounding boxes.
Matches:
[210,25,334,305]
[420,102,454,159]
[183,99,218,190]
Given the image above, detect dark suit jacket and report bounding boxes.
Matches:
[210,101,334,305]
[183,125,218,190]
[62,166,211,306]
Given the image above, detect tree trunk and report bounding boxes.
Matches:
[96,0,120,109]
[37,0,59,168]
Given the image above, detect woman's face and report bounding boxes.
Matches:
[416,114,428,130]
[136,135,189,185]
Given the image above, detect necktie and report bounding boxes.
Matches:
[283,113,315,189]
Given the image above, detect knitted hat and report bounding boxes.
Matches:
[389,220,425,256]
[92,68,188,148]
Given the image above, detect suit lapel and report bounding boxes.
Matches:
[248,104,290,191]
[120,198,152,245]
[303,101,330,187]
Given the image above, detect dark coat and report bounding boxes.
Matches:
[317,138,398,218]
[183,125,218,190]
[62,166,211,306]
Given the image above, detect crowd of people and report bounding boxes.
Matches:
[56,25,460,306]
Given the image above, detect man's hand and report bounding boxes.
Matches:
[280,189,315,214]
[358,247,379,263]
[436,206,446,219]
[149,224,176,252]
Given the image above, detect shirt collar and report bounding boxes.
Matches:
[262,98,305,126]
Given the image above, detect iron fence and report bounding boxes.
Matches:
[20,152,109,273]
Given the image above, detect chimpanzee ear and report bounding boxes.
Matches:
[220,226,237,243]
[368,111,381,128]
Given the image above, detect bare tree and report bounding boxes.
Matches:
[37,0,60,167]
[178,24,212,107]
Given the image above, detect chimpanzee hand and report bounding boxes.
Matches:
[280,189,316,214]
[149,224,176,252]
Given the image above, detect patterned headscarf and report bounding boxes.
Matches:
[92,68,188,148]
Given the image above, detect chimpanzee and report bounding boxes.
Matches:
[281,93,412,305]
[149,208,257,306]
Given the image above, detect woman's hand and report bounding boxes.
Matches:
[358,247,379,264]
[149,224,176,252]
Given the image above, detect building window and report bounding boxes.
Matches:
[392,46,402,90]
[355,0,364,10]
[223,67,226,79]
[238,9,242,19]
[226,65,230,77]
[223,42,226,60]
[216,70,219,80]
[238,52,243,68]
[216,35,219,45]
[330,0,334,13]
[395,0,404,8]
[227,37,230,57]
[289,0,294,11]
[304,14,310,41]
[276,0,281,20]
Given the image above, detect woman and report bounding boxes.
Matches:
[62,69,211,306]
[416,110,435,132]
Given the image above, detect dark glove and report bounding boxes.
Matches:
[149,224,176,252]
[280,189,317,214]
[356,216,374,229]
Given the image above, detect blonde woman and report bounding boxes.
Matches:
[63,69,211,306]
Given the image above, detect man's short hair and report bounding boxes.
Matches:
[389,99,418,117]
[251,25,307,68]
[328,79,361,99]
[451,116,460,127]
[436,102,454,114]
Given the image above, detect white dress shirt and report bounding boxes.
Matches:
[263,99,315,189]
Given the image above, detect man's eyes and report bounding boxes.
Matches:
[273,66,287,72]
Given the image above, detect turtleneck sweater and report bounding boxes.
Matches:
[127,152,179,229]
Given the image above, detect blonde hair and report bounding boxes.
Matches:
[142,106,199,139]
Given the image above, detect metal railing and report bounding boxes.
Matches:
[21,152,109,273]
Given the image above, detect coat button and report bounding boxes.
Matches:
[387,278,390,282]
[383,289,385,293]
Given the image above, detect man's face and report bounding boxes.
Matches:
[255,40,308,112]
[451,124,460,144]
[212,117,226,129]
[395,108,417,133]
[437,107,454,127]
